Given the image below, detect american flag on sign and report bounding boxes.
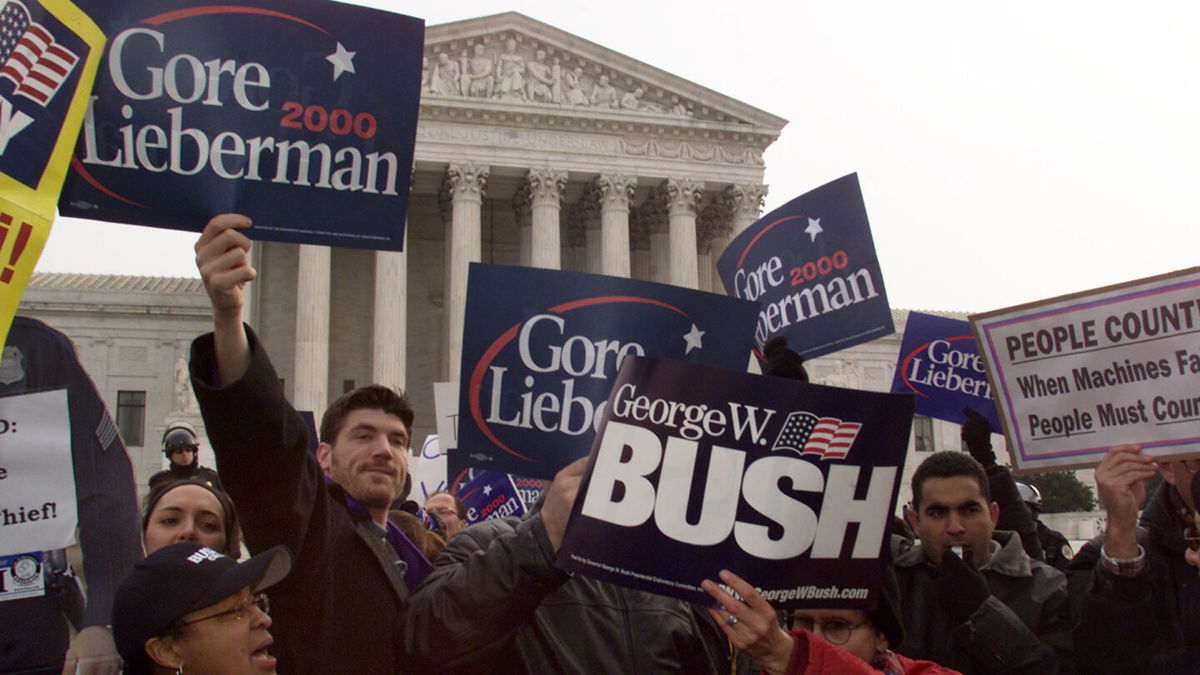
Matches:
[771,411,862,460]
[0,0,78,106]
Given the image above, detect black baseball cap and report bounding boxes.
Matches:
[112,542,291,674]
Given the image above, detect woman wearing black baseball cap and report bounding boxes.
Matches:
[112,542,291,674]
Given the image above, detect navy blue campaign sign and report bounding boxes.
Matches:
[458,470,527,525]
[717,173,894,361]
[890,311,1000,430]
[558,356,914,609]
[458,263,758,480]
[58,0,423,251]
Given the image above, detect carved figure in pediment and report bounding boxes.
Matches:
[563,66,588,106]
[422,56,431,93]
[590,74,618,109]
[464,44,495,98]
[620,86,664,113]
[495,38,527,101]
[432,52,461,96]
[526,49,556,103]
[669,94,693,117]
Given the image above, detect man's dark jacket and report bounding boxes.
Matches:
[894,530,1073,674]
[403,512,731,673]
[191,327,409,674]
[1073,482,1200,673]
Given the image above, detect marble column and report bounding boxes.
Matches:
[593,173,636,278]
[701,197,735,294]
[640,192,670,284]
[525,168,567,270]
[728,183,768,235]
[294,244,330,413]
[664,178,703,289]
[565,208,587,273]
[372,230,407,390]
[572,191,601,274]
[513,190,533,268]
[629,210,651,281]
[443,162,488,382]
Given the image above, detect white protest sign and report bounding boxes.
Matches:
[412,434,447,502]
[433,382,458,451]
[972,267,1200,471]
[0,389,76,556]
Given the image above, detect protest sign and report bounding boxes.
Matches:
[458,263,759,480]
[891,311,999,430]
[717,173,894,362]
[0,388,75,556]
[59,0,423,251]
[558,356,913,609]
[971,267,1200,471]
[0,0,104,347]
[458,470,526,524]
[412,434,446,501]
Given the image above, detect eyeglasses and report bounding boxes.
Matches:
[794,616,870,645]
[169,445,199,454]
[179,593,269,626]
[1185,526,1200,553]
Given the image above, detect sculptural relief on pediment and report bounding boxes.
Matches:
[423,32,746,125]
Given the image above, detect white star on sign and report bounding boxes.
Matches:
[805,217,823,242]
[482,484,493,496]
[327,42,356,80]
[683,324,705,354]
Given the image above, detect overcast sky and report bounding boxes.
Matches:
[38,1,1199,313]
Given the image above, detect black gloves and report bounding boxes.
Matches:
[762,337,808,382]
[935,548,991,623]
[961,407,996,468]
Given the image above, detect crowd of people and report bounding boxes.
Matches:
[8,214,1200,674]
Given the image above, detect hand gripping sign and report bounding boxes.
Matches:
[891,311,1000,430]
[972,267,1200,471]
[558,356,914,609]
[457,263,759,480]
[59,0,423,251]
[717,173,894,362]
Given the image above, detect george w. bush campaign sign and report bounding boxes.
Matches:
[717,173,894,362]
[558,356,914,609]
[891,311,1000,430]
[59,0,423,251]
[457,263,758,480]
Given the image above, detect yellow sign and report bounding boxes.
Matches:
[0,0,105,347]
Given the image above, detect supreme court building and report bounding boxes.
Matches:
[243,12,786,430]
[21,13,1019,512]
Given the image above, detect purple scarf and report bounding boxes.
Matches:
[333,479,433,591]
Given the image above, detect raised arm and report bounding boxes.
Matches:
[194,214,255,385]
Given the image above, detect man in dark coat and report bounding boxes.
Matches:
[190,214,428,674]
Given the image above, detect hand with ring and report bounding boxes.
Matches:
[701,569,794,674]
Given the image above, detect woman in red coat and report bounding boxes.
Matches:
[701,569,960,675]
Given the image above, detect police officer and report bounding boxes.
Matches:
[1017,481,1074,570]
[148,421,222,490]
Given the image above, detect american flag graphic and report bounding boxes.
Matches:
[771,411,862,460]
[0,0,78,106]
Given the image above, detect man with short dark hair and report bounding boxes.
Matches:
[188,214,429,673]
[895,451,1073,674]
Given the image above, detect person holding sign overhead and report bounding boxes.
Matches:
[189,214,428,674]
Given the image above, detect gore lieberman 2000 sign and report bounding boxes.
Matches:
[60,0,423,251]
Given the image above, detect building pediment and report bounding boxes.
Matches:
[422,12,786,139]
